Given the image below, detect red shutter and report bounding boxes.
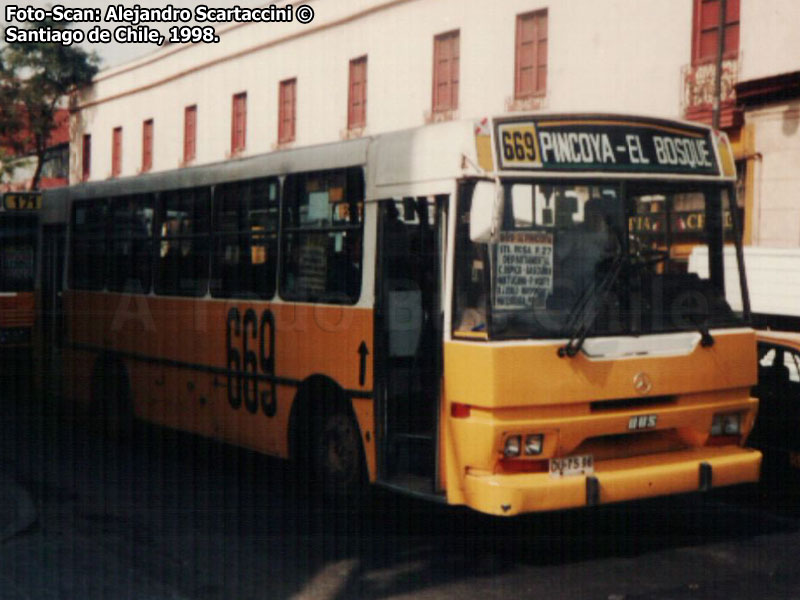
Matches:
[348,56,367,129]
[279,79,296,143]
[231,93,247,153]
[692,0,740,65]
[142,119,153,172]
[112,127,122,177]
[82,134,91,181]
[184,105,196,163]
[432,31,459,112]
[515,10,548,98]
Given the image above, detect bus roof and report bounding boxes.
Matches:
[46,136,370,204]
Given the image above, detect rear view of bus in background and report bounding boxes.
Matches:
[0,192,40,352]
[39,113,762,517]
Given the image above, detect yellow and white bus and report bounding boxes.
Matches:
[39,113,761,516]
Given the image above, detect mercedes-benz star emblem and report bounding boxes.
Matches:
[633,372,653,395]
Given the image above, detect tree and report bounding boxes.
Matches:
[0,19,99,189]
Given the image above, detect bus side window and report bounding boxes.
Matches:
[107,194,154,293]
[280,167,364,304]
[0,213,37,293]
[211,177,279,299]
[155,187,211,297]
[70,200,107,290]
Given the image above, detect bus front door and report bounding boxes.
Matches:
[376,197,444,496]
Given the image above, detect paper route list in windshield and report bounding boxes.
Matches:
[494,231,554,310]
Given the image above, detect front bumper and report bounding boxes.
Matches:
[462,446,762,516]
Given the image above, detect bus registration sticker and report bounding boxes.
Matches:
[549,454,594,478]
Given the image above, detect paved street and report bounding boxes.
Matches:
[2,354,800,599]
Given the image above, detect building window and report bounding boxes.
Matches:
[184,105,196,164]
[348,56,367,130]
[692,0,740,65]
[515,10,548,98]
[142,119,153,172]
[231,92,247,154]
[81,134,91,181]
[112,127,122,177]
[432,30,459,113]
[278,78,297,144]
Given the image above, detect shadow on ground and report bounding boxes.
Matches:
[2,350,799,599]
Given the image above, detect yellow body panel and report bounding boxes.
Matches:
[0,291,35,347]
[63,291,377,478]
[445,330,756,408]
[462,446,761,516]
[443,330,762,514]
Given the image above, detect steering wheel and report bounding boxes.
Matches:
[637,247,669,266]
[628,237,669,268]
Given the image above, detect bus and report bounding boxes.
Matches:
[1,192,40,351]
[39,113,761,516]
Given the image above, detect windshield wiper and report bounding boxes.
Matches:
[686,312,715,347]
[558,252,626,358]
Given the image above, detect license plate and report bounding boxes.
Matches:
[549,454,594,478]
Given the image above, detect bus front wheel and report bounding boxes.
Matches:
[291,379,369,505]
[314,409,365,495]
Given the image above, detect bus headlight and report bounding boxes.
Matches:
[710,412,741,436]
[722,413,741,435]
[524,434,543,455]
[504,435,521,457]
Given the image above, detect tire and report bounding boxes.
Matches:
[309,405,368,505]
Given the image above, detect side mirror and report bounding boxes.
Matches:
[470,180,502,243]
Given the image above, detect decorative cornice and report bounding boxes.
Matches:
[735,70,800,107]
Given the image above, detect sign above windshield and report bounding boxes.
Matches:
[495,116,720,176]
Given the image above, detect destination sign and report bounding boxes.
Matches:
[495,117,720,175]
[2,192,42,211]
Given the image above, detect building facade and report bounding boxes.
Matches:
[2,108,70,192]
[734,2,800,247]
[71,0,800,246]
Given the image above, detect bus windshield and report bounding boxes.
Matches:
[454,180,743,341]
[0,214,37,292]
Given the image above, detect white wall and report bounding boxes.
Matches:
[739,0,800,83]
[72,0,700,182]
[736,0,800,248]
[747,101,800,247]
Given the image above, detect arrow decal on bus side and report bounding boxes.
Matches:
[358,341,369,387]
